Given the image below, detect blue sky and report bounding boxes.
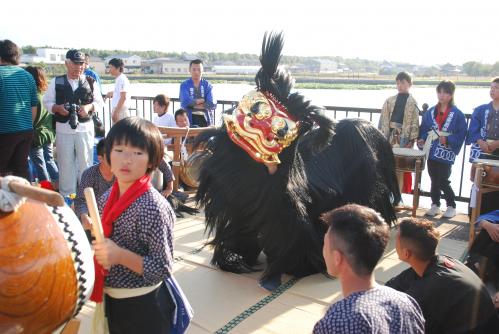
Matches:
[2,0,498,66]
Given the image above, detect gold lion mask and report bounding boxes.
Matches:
[223,91,299,164]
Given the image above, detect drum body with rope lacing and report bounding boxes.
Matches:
[0,200,94,333]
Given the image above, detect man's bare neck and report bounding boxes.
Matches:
[410,258,431,277]
[340,272,376,298]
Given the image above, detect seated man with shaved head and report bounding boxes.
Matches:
[386,217,498,334]
[314,204,425,334]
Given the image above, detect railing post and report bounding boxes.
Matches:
[458,116,471,199]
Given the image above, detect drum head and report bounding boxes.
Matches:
[480,153,499,161]
[392,147,425,157]
[474,159,499,167]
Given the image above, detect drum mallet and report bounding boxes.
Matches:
[83,187,105,243]
[3,177,65,207]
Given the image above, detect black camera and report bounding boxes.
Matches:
[64,103,80,129]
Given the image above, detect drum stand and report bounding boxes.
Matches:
[157,126,206,192]
[395,159,424,217]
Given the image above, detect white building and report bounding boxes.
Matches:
[141,58,189,74]
[88,56,106,74]
[293,59,338,74]
[20,48,68,64]
[316,59,338,73]
[212,65,260,75]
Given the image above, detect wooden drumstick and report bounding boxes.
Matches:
[4,178,65,207]
[83,187,105,243]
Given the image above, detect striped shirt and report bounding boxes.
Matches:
[0,65,37,134]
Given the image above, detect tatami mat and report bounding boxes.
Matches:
[65,206,472,334]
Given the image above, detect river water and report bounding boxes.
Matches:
[101,82,492,207]
[102,82,490,114]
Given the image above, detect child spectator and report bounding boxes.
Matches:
[152,94,176,145]
[418,80,467,218]
[74,138,114,231]
[173,108,191,167]
[91,117,188,333]
[467,77,499,160]
[378,71,419,194]
[105,58,130,124]
[175,108,190,128]
[466,77,499,215]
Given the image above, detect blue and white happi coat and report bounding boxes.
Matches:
[179,78,216,125]
[467,103,495,162]
[419,105,467,165]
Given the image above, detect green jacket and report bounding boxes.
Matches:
[33,92,55,147]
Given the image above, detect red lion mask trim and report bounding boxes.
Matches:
[223,90,299,164]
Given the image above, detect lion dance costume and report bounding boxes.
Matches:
[195,33,400,290]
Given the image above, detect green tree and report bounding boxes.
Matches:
[477,63,492,76]
[463,61,496,76]
[463,61,481,76]
[21,45,36,55]
[491,61,499,76]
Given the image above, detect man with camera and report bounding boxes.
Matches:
[43,49,103,197]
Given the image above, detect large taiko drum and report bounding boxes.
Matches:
[392,147,426,171]
[180,149,212,188]
[0,199,94,333]
[471,158,499,186]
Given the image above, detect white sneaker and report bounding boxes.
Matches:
[425,204,441,217]
[442,206,456,218]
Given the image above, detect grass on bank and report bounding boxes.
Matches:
[99,77,489,90]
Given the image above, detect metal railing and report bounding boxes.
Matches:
[319,105,472,203]
[99,96,237,133]
[97,97,473,203]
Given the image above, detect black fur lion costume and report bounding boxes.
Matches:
[195,32,400,290]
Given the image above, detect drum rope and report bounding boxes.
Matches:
[423,129,449,161]
[52,205,89,316]
[180,127,190,164]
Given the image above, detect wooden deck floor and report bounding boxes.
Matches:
[71,206,471,334]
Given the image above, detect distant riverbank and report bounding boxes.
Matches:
[98,74,493,90]
[101,82,489,114]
